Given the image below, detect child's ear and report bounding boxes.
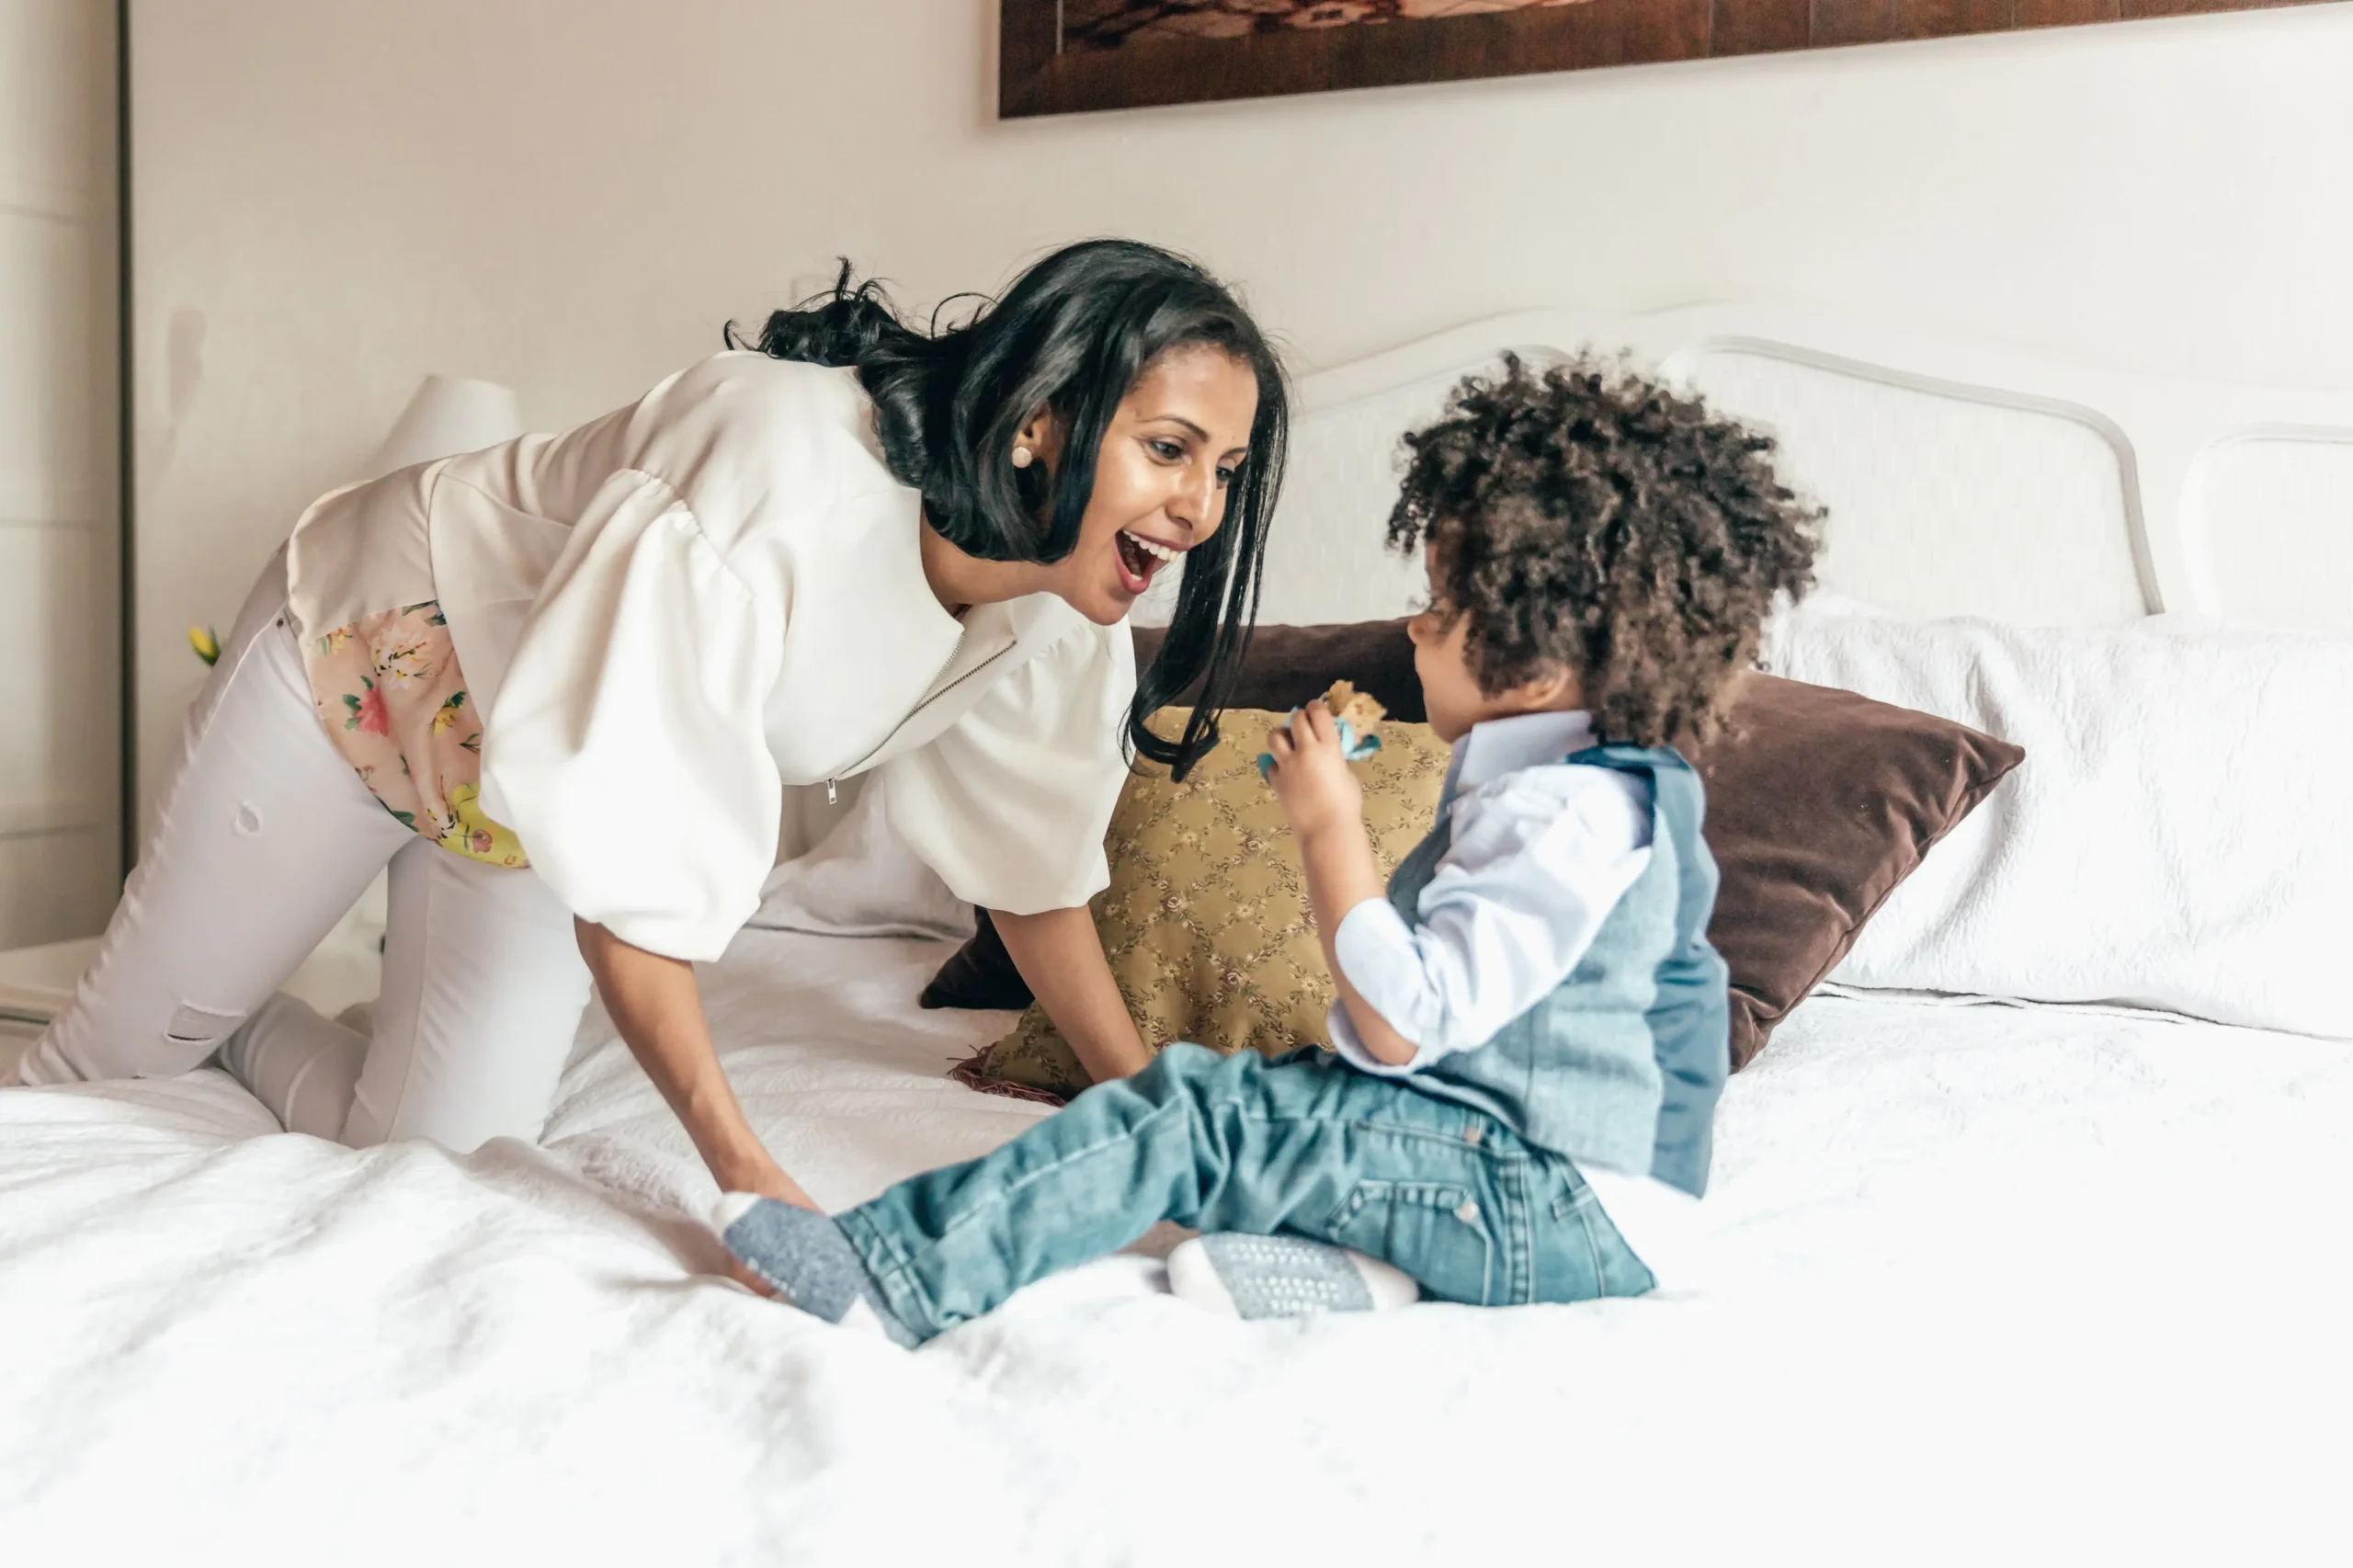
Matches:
[1512,661,1586,712]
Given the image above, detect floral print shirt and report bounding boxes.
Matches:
[305,600,529,867]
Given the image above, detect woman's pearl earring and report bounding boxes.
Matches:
[1010,445,1034,470]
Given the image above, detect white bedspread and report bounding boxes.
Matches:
[4,929,2347,1565]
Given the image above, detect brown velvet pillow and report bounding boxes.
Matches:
[919,915,1029,1011]
[1689,667,2022,1064]
[926,620,2024,1074]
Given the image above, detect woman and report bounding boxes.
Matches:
[17,239,1287,1211]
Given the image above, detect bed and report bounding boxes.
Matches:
[5,307,2348,1565]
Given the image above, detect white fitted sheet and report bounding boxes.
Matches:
[2,926,2347,1565]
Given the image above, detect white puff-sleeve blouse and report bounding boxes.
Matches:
[283,352,1135,962]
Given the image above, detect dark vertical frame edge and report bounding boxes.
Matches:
[115,0,135,881]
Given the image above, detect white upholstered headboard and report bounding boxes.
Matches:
[1165,305,2353,636]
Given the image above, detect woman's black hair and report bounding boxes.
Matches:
[727,239,1288,778]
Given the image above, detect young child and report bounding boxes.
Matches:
[718,356,1818,1343]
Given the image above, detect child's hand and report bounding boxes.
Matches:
[1264,700,1364,843]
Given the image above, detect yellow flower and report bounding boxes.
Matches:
[188,626,221,666]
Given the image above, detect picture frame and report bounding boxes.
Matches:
[999,0,2327,119]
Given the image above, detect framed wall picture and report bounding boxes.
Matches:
[999,0,2328,118]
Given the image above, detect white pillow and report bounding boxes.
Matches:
[747,775,974,940]
[1765,599,2353,1040]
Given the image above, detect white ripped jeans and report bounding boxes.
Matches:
[18,551,592,1150]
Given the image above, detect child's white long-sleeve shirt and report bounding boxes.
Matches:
[1328,710,1654,1073]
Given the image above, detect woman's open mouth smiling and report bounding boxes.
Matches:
[1114,529,1182,594]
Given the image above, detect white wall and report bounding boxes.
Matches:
[129,0,2353,818]
[2,0,118,944]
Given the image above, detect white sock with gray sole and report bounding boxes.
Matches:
[1165,1233,1420,1320]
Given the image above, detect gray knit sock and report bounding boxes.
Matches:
[713,1194,918,1347]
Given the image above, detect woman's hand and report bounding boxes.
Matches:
[573,919,822,1213]
[1264,700,1363,845]
[992,905,1151,1082]
[574,921,821,1298]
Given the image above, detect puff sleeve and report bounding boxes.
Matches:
[479,471,786,961]
[879,620,1136,916]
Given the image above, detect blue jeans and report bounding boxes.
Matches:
[837,1044,1656,1340]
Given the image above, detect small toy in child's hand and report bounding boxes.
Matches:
[1323,679,1386,737]
[1258,680,1387,779]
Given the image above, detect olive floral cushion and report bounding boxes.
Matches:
[966,706,1454,1099]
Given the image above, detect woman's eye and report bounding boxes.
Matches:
[1214,465,1237,487]
[1148,438,1184,461]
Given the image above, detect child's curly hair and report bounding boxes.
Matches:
[1388,354,1820,751]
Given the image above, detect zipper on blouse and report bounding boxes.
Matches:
[822,623,1004,808]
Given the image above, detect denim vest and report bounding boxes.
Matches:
[1382,744,1731,1197]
